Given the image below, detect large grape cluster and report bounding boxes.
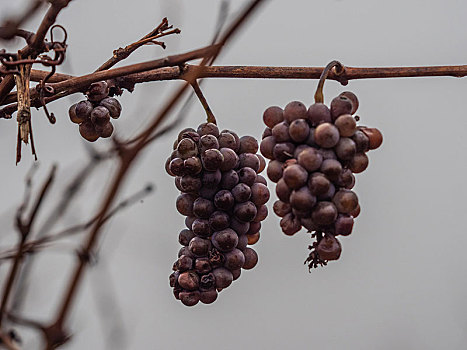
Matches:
[166,123,270,306]
[260,91,382,270]
[68,81,122,142]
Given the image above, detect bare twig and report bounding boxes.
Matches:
[95,17,180,72]
[0,165,56,328]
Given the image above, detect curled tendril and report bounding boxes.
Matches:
[314,60,345,104]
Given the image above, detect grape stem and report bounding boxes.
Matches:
[189,79,217,124]
[314,60,344,104]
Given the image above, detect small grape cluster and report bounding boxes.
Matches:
[166,122,270,306]
[68,81,122,142]
[260,92,382,270]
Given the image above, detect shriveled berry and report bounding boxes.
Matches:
[86,81,109,102]
[79,121,99,142]
[316,234,342,260]
[99,97,122,119]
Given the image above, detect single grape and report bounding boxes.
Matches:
[307,103,332,126]
[79,121,99,142]
[272,121,291,142]
[184,157,202,175]
[214,190,235,210]
[257,154,266,173]
[179,291,200,306]
[361,127,383,150]
[335,114,357,137]
[230,218,250,235]
[273,200,292,217]
[75,100,93,121]
[212,267,233,289]
[180,175,202,193]
[238,136,259,154]
[237,167,257,186]
[199,134,219,152]
[201,170,222,188]
[218,132,238,150]
[253,204,268,222]
[275,178,292,203]
[334,214,354,236]
[316,234,342,261]
[260,136,276,160]
[176,193,196,216]
[250,183,270,206]
[224,249,245,270]
[334,137,357,161]
[212,229,239,252]
[202,149,224,171]
[289,119,310,143]
[238,153,260,172]
[297,147,323,172]
[330,95,353,121]
[242,248,258,269]
[191,219,211,237]
[280,213,301,235]
[289,187,316,212]
[314,123,340,148]
[169,158,185,176]
[232,183,252,203]
[86,81,109,102]
[233,201,257,222]
[195,257,212,274]
[220,169,239,190]
[193,198,215,219]
[262,128,273,139]
[339,91,359,114]
[209,211,230,231]
[197,122,219,137]
[333,189,359,214]
[247,232,260,245]
[273,142,295,162]
[284,101,307,123]
[320,159,343,182]
[189,236,212,257]
[266,160,284,183]
[179,229,195,246]
[199,289,218,304]
[263,106,284,128]
[219,148,239,172]
[99,97,122,119]
[349,153,369,173]
[311,201,338,226]
[282,164,308,189]
[352,130,370,153]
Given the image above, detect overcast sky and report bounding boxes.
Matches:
[1,1,467,349]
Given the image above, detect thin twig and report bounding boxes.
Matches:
[0,165,56,328]
[95,18,180,72]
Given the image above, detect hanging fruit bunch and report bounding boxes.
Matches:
[68,81,122,141]
[166,121,269,306]
[259,61,382,270]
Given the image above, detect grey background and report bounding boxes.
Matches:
[1,0,467,349]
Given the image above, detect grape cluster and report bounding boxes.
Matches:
[68,81,122,142]
[166,123,270,306]
[260,91,382,270]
